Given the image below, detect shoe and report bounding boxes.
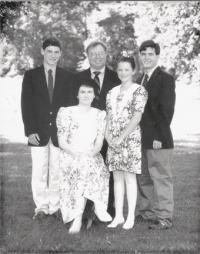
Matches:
[122,219,135,230]
[69,216,82,234]
[94,208,112,222]
[135,215,155,224]
[107,217,125,228]
[32,211,47,220]
[148,219,172,230]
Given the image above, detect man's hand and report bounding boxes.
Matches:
[28,133,40,145]
[153,140,162,149]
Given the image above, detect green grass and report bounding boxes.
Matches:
[1,138,200,254]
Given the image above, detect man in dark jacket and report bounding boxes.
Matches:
[76,41,120,227]
[136,40,176,229]
[21,37,73,219]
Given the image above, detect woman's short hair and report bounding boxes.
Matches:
[117,56,136,70]
[76,80,99,98]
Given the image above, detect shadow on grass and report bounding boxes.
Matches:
[0,137,199,254]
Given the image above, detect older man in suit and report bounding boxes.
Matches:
[76,41,120,227]
[21,37,73,219]
[136,40,176,229]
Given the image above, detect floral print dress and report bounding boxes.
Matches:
[106,84,148,174]
[56,106,110,223]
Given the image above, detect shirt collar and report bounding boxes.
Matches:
[90,66,105,76]
[43,63,56,74]
[145,65,159,78]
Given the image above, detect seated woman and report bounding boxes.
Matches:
[56,81,112,234]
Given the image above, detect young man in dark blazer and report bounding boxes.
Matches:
[76,41,120,227]
[136,40,176,229]
[21,38,73,219]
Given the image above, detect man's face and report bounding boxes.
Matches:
[41,46,61,67]
[140,47,159,71]
[87,45,107,70]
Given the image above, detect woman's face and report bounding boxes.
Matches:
[117,61,134,83]
[77,85,95,106]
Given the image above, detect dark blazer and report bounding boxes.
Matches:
[138,67,176,149]
[75,67,120,110]
[21,65,73,147]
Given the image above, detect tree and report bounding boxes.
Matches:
[1,0,98,75]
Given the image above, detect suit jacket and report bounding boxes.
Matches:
[75,67,120,110]
[21,65,74,147]
[138,67,176,149]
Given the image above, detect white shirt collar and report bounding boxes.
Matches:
[90,66,105,76]
[145,65,159,79]
[43,63,56,75]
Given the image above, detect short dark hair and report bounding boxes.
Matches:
[75,80,99,106]
[139,40,160,55]
[117,56,136,70]
[86,41,107,54]
[42,37,61,50]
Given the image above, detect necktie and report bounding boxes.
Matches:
[142,73,149,87]
[48,69,53,102]
[93,71,101,93]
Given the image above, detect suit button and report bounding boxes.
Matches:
[49,123,52,126]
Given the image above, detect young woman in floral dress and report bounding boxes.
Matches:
[106,57,148,230]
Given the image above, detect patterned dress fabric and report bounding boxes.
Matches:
[56,106,110,223]
[106,84,148,174]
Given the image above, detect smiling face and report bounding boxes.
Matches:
[41,45,61,68]
[117,61,135,83]
[140,47,159,72]
[77,85,95,106]
[87,44,107,70]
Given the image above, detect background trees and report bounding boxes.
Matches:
[0,1,200,82]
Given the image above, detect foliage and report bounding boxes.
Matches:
[96,1,200,80]
[98,11,138,70]
[1,1,200,81]
[147,1,200,80]
[1,1,98,75]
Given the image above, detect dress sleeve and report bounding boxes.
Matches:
[132,86,148,113]
[56,107,70,138]
[96,110,106,143]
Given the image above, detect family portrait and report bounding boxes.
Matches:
[0,1,199,253]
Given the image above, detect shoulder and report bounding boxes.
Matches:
[57,67,73,77]
[76,68,90,77]
[24,66,42,75]
[105,67,117,75]
[110,85,121,93]
[134,83,147,93]
[157,68,175,82]
[105,67,120,80]
[58,106,75,115]
[92,108,106,118]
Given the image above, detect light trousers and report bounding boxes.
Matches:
[31,141,60,215]
[137,149,174,221]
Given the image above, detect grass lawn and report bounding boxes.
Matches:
[0,137,199,254]
[0,77,200,253]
